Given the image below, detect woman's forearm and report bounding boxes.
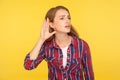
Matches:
[29,38,45,60]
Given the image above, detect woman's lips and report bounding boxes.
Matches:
[65,25,71,29]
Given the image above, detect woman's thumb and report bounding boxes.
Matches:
[51,31,56,35]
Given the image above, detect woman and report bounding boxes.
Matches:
[24,6,94,80]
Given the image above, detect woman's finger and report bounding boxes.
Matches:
[50,31,56,36]
[46,18,50,27]
[42,20,46,31]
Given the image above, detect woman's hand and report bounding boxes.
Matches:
[29,18,56,60]
[40,18,56,41]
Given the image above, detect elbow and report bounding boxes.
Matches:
[24,58,34,70]
[24,61,34,70]
[24,63,32,70]
[24,66,30,70]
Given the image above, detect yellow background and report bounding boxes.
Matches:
[0,0,120,80]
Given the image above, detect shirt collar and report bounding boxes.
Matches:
[49,36,77,48]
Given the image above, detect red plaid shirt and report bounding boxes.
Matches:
[24,36,94,80]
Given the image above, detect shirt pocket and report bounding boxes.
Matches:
[46,56,60,67]
[70,58,81,70]
[71,58,81,64]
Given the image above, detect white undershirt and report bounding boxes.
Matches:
[61,46,68,68]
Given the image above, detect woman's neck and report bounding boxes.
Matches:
[55,33,71,48]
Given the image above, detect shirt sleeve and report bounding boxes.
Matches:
[24,43,46,70]
[82,40,94,80]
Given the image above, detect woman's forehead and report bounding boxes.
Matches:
[55,9,70,17]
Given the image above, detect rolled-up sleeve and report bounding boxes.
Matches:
[82,40,94,80]
[24,43,46,70]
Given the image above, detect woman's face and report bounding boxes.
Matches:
[51,9,71,34]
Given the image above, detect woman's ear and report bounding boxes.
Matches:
[49,22,54,29]
[49,22,55,33]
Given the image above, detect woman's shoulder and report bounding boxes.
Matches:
[73,36,89,47]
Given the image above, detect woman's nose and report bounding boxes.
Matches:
[66,18,70,23]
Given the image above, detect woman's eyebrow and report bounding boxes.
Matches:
[58,15,65,17]
[58,15,70,17]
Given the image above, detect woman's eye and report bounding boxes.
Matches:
[59,17,71,20]
[68,17,71,20]
[60,18,64,20]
